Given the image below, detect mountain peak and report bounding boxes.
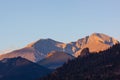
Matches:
[26,38,62,48]
[91,32,105,36]
[74,33,119,57]
[89,33,118,45]
[90,33,110,39]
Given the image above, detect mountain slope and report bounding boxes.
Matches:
[38,51,75,69]
[40,44,120,80]
[0,47,45,62]
[0,57,51,80]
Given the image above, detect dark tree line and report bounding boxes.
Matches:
[39,43,120,80]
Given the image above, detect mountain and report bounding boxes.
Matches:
[0,57,51,80]
[27,38,64,55]
[38,51,75,69]
[0,39,65,62]
[0,33,118,62]
[39,44,120,80]
[74,33,119,57]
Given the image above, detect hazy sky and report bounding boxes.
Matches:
[0,0,120,53]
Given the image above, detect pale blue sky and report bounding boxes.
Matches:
[0,0,120,53]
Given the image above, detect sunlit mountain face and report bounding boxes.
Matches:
[0,33,118,63]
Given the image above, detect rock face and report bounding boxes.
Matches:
[0,57,51,80]
[80,48,90,57]
[38,51,74,69]
[0,33,118,62]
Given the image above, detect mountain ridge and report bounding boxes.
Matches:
[0,33,118,63]
[0,57,51,80]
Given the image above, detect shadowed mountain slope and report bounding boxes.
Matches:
[38,51,74,69]
[0,57,51,80]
